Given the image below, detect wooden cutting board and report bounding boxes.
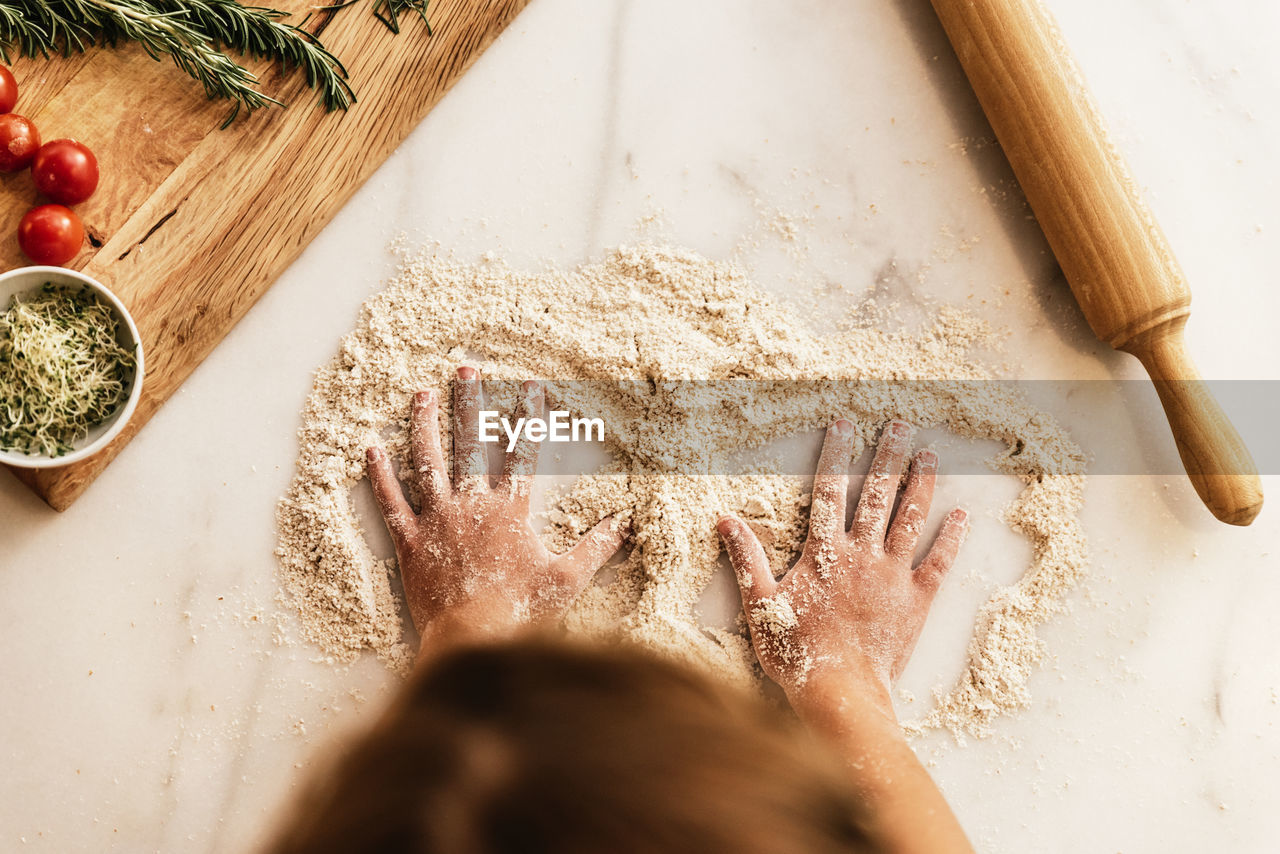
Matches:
[1,0,530,510]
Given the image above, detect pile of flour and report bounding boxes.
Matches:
[275,243,1088,737]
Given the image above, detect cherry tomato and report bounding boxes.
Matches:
[32,139,99,204]
[0,113,39,172]
[0,66,16,114]
[18,204,84,266]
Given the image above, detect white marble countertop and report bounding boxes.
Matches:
[3,0,1278,851]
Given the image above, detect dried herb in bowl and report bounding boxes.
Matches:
[0,283,136,457]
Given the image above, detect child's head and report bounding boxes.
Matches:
[268,639,872,854]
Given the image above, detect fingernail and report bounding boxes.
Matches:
[954,508,969,523]
[917,449,938,468]
[832,418,853,436]
[522,380,540,394]
[366,447,379,463]
[890,420,909,438]
[457,366,477,381]
[716,517,737,537]
[415,389,436,406]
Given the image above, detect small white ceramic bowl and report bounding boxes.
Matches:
[0,266,145,469]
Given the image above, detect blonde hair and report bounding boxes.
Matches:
[267,639,872,854]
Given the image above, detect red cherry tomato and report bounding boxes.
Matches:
[32,139,99,204]
[0,113,40,172]
[0,66,16,114]
[18,204,84,266]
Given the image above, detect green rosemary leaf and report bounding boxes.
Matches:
[370,0,428,36]
[0,0,423,124]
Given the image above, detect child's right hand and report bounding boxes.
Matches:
[717,419,968,724]
[366,368,627,656]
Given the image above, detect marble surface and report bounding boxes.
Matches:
[3,0,1279,850]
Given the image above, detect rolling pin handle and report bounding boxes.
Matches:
[1124,322,1264,526]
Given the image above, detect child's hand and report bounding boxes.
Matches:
[367,367,627,653]
[718,419,967,722]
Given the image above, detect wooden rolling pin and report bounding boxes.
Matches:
[930,0,1264,525]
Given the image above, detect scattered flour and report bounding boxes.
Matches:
[275,242,1088,738]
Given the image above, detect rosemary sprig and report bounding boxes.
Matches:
[0,0,96,60]
[0,0,424,126]
[154,0,354,120]
[90,0,286,125]
[0,5,49,61]
[370,0,427,36]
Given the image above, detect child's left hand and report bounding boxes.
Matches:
[367,367,627,654]
[718,419,967,722]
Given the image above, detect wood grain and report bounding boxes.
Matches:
[1128,318,1263,526]
[3,0,530,510]
[930,0,1263,525]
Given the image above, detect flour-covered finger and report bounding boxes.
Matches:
[451,366,487,491]
[718,516,777,609]
[553,514,629,589]
[367,447,415,543]
[809,419,855,544]
[499,380,543,496]
[411,390,448,503]
[885,449,937,560]
[916,507,969,596]
[850,420,911,547]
